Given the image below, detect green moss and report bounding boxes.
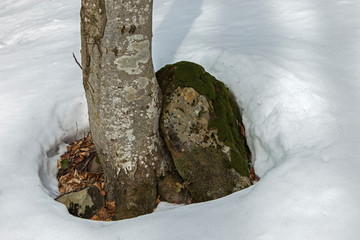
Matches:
[157,61,216,102]
[95,153,100,164]
[156,61,250,177]
[60,159,70,170]
[230,149,249,176]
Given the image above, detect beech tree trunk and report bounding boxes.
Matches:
[80,0,163,220]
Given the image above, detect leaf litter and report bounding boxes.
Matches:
[56,133,115,221]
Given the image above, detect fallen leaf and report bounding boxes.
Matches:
[79,152,88,157]
[94,181,101,191]
[67,178,81,184]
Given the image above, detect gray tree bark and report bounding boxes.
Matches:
[80,0,163,220]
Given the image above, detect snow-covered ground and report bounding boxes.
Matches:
[1,0,360,239]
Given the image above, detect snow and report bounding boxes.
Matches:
[1,0,360,239]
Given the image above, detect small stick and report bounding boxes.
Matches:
[72,52,82,70]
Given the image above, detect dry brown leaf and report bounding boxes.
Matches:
[67,178,81,184]
[107,201,115,211]
[74,169,79,178]
[65,185,73,193]
[73,148,79,155]
[59,175,67,182]
[90,215,101,221]
[239,123,246,138]
[79,152,88,157]
[94,181,101,191]
[59,187,65,194]
[86,173,97,179]
[57,160,61,169]
[75,158,83,164]
[62,152,70,160]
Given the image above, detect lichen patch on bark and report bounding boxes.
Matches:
[136,77,149,89]
[114,38,150,74]
[123,77,150,103]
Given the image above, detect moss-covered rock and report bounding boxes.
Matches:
[156,61,251,202]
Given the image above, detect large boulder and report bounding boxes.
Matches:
[156,61,251,202]
[56,185,104,219]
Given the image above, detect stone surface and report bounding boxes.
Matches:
[156,61,251,202]
[157,172,188,204]
[87,154,102,173]
[56,185,104,219]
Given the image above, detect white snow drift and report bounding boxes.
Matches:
[1,0,360,239]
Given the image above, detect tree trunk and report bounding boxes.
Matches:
[80,0,162,220]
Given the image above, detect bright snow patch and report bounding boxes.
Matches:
[1,0,360,239]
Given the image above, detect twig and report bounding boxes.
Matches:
[79,152,96,172]
[72,52,82,70]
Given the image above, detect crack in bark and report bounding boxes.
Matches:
[80,0,107,96]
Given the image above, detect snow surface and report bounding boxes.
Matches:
[1,0,360,239]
